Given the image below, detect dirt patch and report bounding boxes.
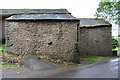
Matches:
[1,52,78,67]
[1,52,115,68]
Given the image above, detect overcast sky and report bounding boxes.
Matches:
[0,0,100,18]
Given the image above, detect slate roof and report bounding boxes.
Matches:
[6,14,79,21]
[0,9,70,17]
[80,18,112,27]
[0,9,79,21]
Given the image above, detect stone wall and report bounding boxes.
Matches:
[5,21,79,62]
[78,26,112,56]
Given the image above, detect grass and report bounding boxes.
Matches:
[80,57,111,64]
[0,44,21,68]
[0,44,112,67]
[0,44,6,53]
[0,62,20,68]
[114,47,120,51]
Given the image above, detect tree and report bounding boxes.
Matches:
[95,0,120,25]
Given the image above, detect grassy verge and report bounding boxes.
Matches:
[0,44,113,67]
[0,44,6,53]
[80,56,111,64]
[0,44,21,68]
[113,47,120,51]
[0,62,20,68]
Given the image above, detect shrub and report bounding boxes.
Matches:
[112,38,119,49]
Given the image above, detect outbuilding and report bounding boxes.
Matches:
[78,18,112,56]
[5,9,80,62]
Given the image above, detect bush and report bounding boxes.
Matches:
[112,38,119,49]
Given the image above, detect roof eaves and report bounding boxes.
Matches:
[5,18,80,22]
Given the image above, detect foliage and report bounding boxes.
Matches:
[112,37,119,49]
[95,0,120,24]
[113,37,120,51]
[0,44,6,53]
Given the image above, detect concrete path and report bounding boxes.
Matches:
[2,58,119,78]
[47,58,119,78]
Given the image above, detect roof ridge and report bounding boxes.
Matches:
[0,9,71,17]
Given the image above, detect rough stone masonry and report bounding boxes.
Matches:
[78,18,112,56]
[5,9,80,63]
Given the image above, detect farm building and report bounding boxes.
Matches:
[4,9,80,62]
[78,18,112,56]
[0,9,113,63]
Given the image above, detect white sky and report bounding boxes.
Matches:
[0,0,100,18]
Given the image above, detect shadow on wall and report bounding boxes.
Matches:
[0,17,6,45]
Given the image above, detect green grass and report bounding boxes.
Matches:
[0,44,20,68]
[0,44,6,53]
[80,57,110,64]
[0,62,20,68]
[114,47,120,51]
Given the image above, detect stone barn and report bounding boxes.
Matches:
[78,18,112,56]
[5,9,80,62]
